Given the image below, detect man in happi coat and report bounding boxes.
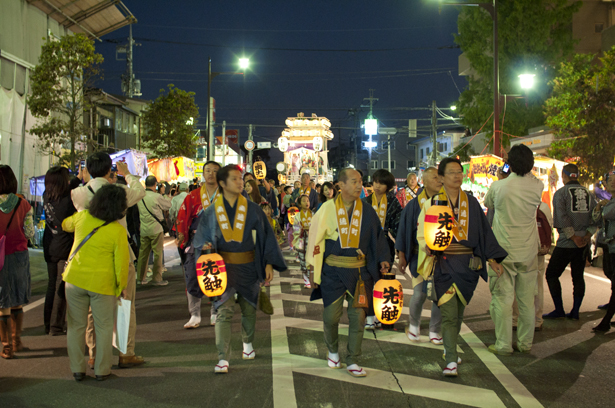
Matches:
[543,163,597,320]
[295,172,319,211]
[193,165,287,374]
[417,158,507,377]
[396,167,444,345]
[306,168,390,377]
[175,161,221,328]
[362,169,402,330]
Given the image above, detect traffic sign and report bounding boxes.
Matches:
[244,140,255,151]
[257,142,271,149]
[378,127,397,135]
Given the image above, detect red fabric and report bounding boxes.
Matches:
[0,199,31,255]
[175,189,203,249]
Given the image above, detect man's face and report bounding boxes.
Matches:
[440,163,464,190]
[372,181,388,196]
[301,174,310,187]
[407,174,418,188]
[422,170,442,194]
[340,170,363,200]
[203,164,219,185]
[221,170,244,195]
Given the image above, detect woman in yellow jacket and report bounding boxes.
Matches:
[62,184,129,382]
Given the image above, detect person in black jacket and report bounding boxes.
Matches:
[42,167,77,335]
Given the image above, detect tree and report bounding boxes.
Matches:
[454,0,581,149]
[142,84,199,158]
[29,33,103,169]
[545,48,615,181]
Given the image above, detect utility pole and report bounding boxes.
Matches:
[387,134,392,172]
[207,57,213,161]
[431,100,438,166]
[221,120,227,166]
[118,24,141,98]
[248,124,253,172]
[363,89,379,181]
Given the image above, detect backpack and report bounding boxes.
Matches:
[537,207,552,255]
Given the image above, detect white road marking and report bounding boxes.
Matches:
[23,297,45,312]
[584,272,611,284]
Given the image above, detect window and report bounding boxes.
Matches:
[382,160,396,169]
[420,149,424,159]
[437,142,448,152]
[426,147,430,155]
[406,142,415,151]
[381,140,395,149]
[407,160,415,169]
[371,160,378,170]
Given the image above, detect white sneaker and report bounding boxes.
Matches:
[327,352,341,369]
[210,313,217,326]
[215,359,229,373]
[406,325,420,342]
[347,364,367,377]
[184,316,201,329]
[443,362,458,377]
[365,316,375,331]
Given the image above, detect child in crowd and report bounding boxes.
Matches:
[260,202,285,247]
[293,195,313,288]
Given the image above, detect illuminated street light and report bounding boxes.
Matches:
[364,118,378,136]
[450,105,457,111]
[239,58,250,70]
[519,74,535,90]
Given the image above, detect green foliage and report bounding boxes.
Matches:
[29,33,103,168]
[142,84,199,159]
[449,140,475,163]
[545,48,615,181]
[455,0,581,148]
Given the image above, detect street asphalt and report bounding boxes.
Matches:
[1,239,615,408]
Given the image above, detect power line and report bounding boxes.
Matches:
[104,37,460,53]
[106,67,455,76]
[138,23,455,33]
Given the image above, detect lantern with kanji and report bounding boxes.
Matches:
[253,161,267,179]
[373,274,403,324]
[196,253,227,297]
[287,206,299,225]
[313,136,323,152]
[424,200,454,251]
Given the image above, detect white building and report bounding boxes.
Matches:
[0,0,135,192]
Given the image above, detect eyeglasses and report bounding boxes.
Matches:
[445,171,464,176]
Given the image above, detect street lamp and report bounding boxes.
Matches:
[438,1,500,155]
[206,57,249,161]
[519,74,535,90]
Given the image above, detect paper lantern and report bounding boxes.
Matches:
[424,200,454,251]
[313,136,323,152]
[373,274,403,324]
[253,161,267,180]
[196,253,227,297]
[278,137,289,152]
[287,206,299,225]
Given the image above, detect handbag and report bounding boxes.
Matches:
[141,199,170,234]
[57,220,111,299]
[352,268,369,308]
[0,198,21,271]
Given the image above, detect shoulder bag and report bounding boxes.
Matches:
[0,198,22,271]
[57,220,111,299]
[142,199,170,234]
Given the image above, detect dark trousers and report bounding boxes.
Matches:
[545,246,586,300]
[597,253,615,327]
[44,261,67,335]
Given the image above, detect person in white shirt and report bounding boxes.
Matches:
[72,152,146,368]
[484,145,544,355]
[136,176,172,285]
[169,183,189,227]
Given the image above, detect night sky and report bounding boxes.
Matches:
[96,0,463,165]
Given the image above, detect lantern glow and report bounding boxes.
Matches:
[196,253,227,297]
[373,274,403,324]
[253,161,267,179]
[287,206,299,225]
[424,201,455,251]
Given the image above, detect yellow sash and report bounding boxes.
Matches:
[300,187,312,198]
[406,186,418,202]
[371,194,387,228]
[200,185,218,209]
[300,209,312,230]
[215,194,248,243]
[417,189,429,210]
[335,194,362,248]
[435,186,469,241]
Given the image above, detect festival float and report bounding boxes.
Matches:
[277,112,334,184]
[147,156,196,182]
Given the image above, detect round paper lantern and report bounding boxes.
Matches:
[196,253,227,297]
[278,137,289,152]
[253,161,267,179]
[373,274,404,324]
[287,206,299,225]
[424,200,455,251]
[313,136,323,152]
